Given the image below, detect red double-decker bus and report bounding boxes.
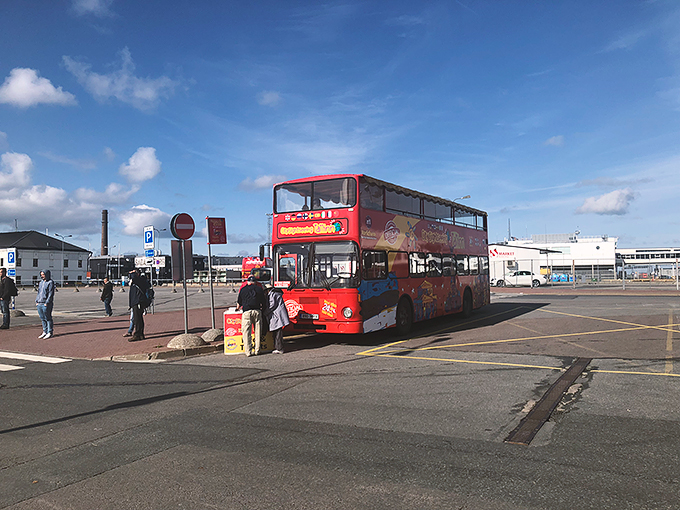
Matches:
[272,174,489,335]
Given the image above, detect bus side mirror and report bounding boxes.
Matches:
[259,244,265,261]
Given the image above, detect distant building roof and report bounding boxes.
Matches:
[0,231,90,253]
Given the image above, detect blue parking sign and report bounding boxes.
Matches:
[7,251,14,264]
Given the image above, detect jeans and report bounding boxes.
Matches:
[0,299,9,328]
[241,309,262,355]
[103,297,112,316]
[36,302,54,335]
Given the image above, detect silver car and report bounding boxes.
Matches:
[494,271,547,288]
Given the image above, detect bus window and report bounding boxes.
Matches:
[313,178,356,209]
[275,244,311,287]
[362,250,387,280]
[442,254,455,276]
[456,255,469,275]
[469,256,479,275]
[409,252,426,278]
[388,251,408,278]
[311,241,359,289]
[276,183,312,213]
[426,253,442,277]
[360,179,384,211]
[480,256,489,275]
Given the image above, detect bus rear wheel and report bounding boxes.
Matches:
[395,298,413,336]
[462,289,473,318]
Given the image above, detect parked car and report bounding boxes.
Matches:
[493,271,547,288]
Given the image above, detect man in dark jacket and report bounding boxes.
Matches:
[128,270,151,341]
[0,268,18,329]
[101,276,114,317]
[236,275,266,356]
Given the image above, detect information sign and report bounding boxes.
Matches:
[207,217,227,244]
[7,249,16,268]
[144,226,154,249]
[8,269,16,276]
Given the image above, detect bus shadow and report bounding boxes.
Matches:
[283,302,550,352]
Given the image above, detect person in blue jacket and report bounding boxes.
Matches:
[36,270,55,339]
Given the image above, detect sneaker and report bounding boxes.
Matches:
[43,333,52,339]
[123,332,133,337]
[38,332,46,339]
[272,350,283,354]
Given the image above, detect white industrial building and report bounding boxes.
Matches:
[0,231,90,287]
[489,233,619,283]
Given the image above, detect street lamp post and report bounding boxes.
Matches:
[54,233,72,288]
[151,228,166,314]
[453,195,471,203]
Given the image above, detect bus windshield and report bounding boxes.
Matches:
[275,241,359,289]
[275,177,357,213]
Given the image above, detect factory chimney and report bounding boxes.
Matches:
[101,210,109,256]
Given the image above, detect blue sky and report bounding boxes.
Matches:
[1,1,679,256]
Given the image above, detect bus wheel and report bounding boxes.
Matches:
[462,289,473,318]
[395,298,413,336]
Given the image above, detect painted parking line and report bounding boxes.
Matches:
[0,351,71,364]
[0,364,23,372]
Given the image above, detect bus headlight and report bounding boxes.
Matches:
[342,307,353,319]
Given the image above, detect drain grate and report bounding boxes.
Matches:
[505,357,592,445]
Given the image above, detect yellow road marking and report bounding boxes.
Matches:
[592,369,680,378]
[539,308,679,335]
[361,352,564,371]
[411,306,528,340]
[666,310,674,374]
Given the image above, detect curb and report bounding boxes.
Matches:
[101,342,225,362]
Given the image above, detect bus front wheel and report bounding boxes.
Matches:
[462,289,473,318]
[395,298,413,336]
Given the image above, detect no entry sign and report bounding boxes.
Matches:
[170,213,195,240]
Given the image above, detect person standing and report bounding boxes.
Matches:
[236,275,266,356]
[36,270,55,339]
[265,287,290,354]
[101,276,114,317]
[0,268,18,329]
[128,269,150,341]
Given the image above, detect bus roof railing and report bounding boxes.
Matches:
[274,173,487,218]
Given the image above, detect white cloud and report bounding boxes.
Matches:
[544,135,564,147]
[39,151,97,171]
[120,205,171,236]
[0,68,77,108]
[257,91,281,106]
[103,147,116,161]
[72,0,114,17]
[73,182,140,205]
[239,174,286,191]
[0,131,8,150]
[0,151,144,235]
[119,147,161,183]
[576,188,636,215]
[0,152,33,190]
[63,48,177,111]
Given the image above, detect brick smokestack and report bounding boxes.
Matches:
[101,209,109,256]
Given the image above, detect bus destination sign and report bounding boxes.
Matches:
[278,218,348,238]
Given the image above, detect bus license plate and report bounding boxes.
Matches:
[298,312,319,320]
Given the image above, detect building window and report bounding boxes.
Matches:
[77,275,82,281]
[32,275,38,284]
[78,259,83,268]
[16,258,21,267]
[33,258,38,267]
[16,276,21,285]
[64,275,68,281]
[64,259,69,268]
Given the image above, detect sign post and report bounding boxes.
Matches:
[144,226,155,310]
[170,213,195,334]
[206,217,227,329]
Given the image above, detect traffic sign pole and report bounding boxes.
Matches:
[181,240,188,334]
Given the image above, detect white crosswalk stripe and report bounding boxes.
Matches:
[0,351,71,371]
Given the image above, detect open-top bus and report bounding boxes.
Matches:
[272,174,489,335]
